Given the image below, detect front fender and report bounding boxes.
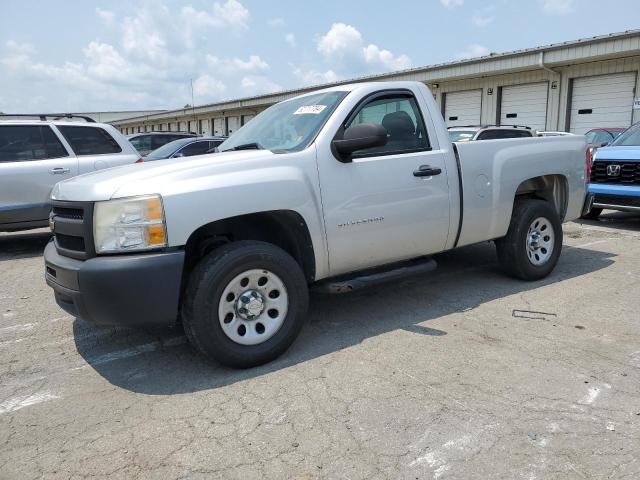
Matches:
[156,150,328,278]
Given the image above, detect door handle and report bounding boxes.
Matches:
[413,165,442,177]
[50,167,70,174]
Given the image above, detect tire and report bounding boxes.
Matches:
[496,199,563,281]
[181,241,309,368]
[581,207,602,220]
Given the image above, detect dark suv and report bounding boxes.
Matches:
[127,132,197,156]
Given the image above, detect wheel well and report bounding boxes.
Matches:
[515,174,568,220]
[182,210,316,284]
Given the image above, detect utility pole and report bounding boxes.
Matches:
[190,79,197,134]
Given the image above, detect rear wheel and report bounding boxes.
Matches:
[496,199,562,281]
[581,207,602,220]
[181,241,309,368]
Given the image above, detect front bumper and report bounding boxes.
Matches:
[44,241,184,326]
[585,184,640,213]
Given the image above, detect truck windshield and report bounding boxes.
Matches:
[219,91,348,153]
[610,124,640,147]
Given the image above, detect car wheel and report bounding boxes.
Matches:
[581,207,602,220]
[496,199,563,281]
[182,241,309,368]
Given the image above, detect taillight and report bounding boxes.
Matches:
[585,147,592,183]
[135,158,144,163]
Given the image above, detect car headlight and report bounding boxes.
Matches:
[93,195,167,253]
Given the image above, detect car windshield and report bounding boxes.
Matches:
[146,138,191,159]
[610,124,640,147]
[448,130,476,142]
[219,91,348,153]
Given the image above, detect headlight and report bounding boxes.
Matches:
[94,195,167,253]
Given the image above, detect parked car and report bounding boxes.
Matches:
[448,125,535,142]
[44,81,588,368]
[583,122,640,219]
[538,131,575,137]
[144,136,227,161]
[585,127,625,149]
[0,115,140,232]
[128,132,197,156]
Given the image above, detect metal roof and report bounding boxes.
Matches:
[114,29,640,126]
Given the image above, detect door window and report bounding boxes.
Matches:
[176,141,214,157]
[130,135,151,152]
[58,126,122,155]
[0,125,69,162]
[346,94,430,158]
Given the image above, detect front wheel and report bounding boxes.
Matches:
[181,241,309,368]
[496,199,563,281]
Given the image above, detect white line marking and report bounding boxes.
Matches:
[573,239,613,249]
[72,336,186,370]
[0,323,35,335]
[0,338,27,347]
[579,387,600,405]
[0,392,59,415]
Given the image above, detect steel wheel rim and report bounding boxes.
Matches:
[218,269,288,346]
[526,216,554,266]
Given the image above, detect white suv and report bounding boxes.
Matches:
[0,116,140,231]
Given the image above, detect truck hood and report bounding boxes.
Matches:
[595,146,640,162]
[51,150,276,201]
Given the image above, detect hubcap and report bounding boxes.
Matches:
[218,269,288,346]
[236,289,265,320]
[526,216,555,266]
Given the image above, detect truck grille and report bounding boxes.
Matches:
[51,201,95,259]
[591,160,640,185]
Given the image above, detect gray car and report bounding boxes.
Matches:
[143,136,227,161]
[128,132,197,156]
[0,116,140,231]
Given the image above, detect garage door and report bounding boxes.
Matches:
[444,89,482,127]
[569,72,636,134]
[212,118,225,136]
[227,116,241,136]
[500,82,548,131]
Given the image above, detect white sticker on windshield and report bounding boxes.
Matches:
[294,105,327,115]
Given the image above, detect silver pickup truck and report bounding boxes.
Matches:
[44,81,589,368]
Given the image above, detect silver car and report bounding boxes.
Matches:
[0,116,140,231]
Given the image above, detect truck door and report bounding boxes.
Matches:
[316,90,451,275]
[0,125,77,226]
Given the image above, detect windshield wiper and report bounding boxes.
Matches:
[224,142,264,152]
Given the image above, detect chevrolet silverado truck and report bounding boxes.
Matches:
[44,81,588,368]
[583,122,640,219]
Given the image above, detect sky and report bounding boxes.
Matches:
[1,0,639,113]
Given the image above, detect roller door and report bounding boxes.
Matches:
[444,89,482,127]
[227,116,241,136]
[212,118,225,136]
[569,72,636,134]
[499,82,548,131]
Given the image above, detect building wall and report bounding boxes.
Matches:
[115,55,640,136]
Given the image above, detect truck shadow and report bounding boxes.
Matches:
[72,241,615,395]
[0,230,51,261]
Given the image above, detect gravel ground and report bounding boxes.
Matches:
[1,213,639,480]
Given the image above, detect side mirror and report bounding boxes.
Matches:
[172,152,185,158]
[332,123,387,162]
[599,142,609,147]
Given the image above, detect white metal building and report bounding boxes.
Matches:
[113,30,640,136]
